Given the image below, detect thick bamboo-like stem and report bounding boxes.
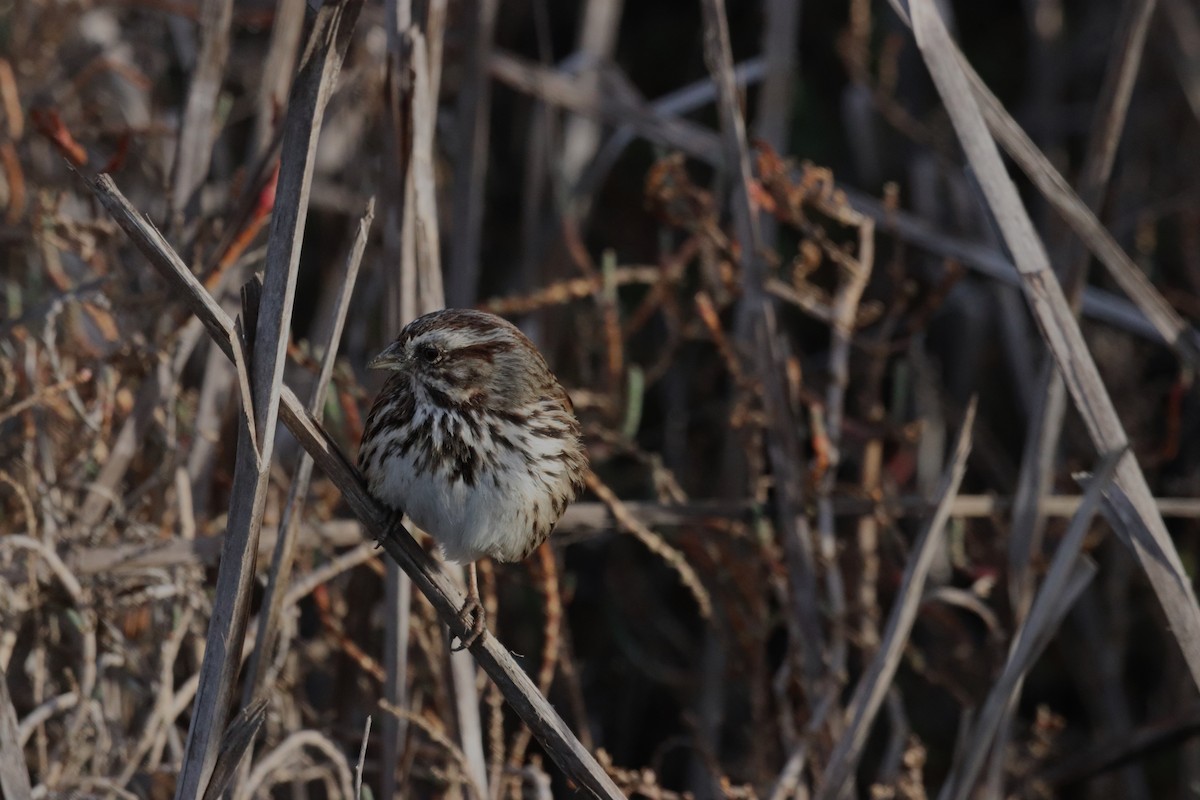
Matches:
[173,2,364,796]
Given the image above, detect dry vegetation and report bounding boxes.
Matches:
[5,0,1200,798]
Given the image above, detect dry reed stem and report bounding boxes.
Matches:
[1000,3,1160,783]
[559,0,624,189]
[1008,0,1159,623]
[963,23,1200,365]
[753,304,826,690]
[940,449,1124,799]
[486,682,505,799]
[907,0,1200,692]
[767,686,840,800]
[204,697,269,800]
[378,699,485,800]
[447,0,498,307]
[170,0,233,222]
[451,633,490,796]
[354,715,372,800]
[699,0,829,704]
[491,41,1176,344]
[175,2,365,792]
[815,398,977,799]
[0,664,33,798]
[236,729,354,800]
[243,198,373,710]
[380,12,445,789]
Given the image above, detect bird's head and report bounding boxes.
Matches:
[368,309,550,410]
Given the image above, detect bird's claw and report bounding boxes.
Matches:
[451,597,486,651]
[375,510,403,549]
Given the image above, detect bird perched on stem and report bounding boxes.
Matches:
[358,308,587,649]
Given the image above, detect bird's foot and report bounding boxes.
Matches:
[375,509,403,549]
[451,596,486,651]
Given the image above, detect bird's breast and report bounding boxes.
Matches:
[361,405,580,563]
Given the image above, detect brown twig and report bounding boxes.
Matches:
[584,470,712,619]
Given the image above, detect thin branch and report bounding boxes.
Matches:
[354,716,372,799]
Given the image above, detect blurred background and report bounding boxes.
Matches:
[5,0,1200,797]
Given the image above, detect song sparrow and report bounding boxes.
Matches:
[358,309,587,648]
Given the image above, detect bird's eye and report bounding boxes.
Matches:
[417,343,440,364]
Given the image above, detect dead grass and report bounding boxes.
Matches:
[4,0,1200,798]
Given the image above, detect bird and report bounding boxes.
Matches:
[358,308,587,649]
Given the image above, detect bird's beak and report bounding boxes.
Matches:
[368,342,404,370]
